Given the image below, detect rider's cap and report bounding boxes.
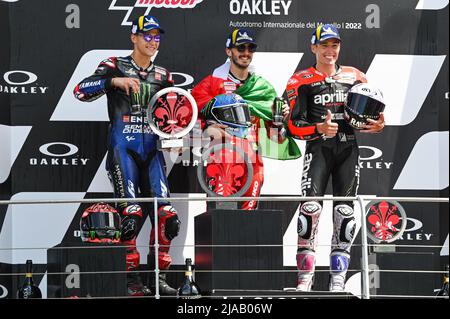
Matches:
[311,24,341,45]
[226,28,257,48]
[131,15,165,34]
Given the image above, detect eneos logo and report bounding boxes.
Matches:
[109,0,205,25]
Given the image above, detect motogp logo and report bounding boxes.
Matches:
[109,0,205,25]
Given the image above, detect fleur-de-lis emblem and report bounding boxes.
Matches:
[153,92,193,135]
[367,201,401,241]
[205,148,247,196]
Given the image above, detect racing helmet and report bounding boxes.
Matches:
[344,83,385,130]
[202,93,252,138]
[80,203,121,244]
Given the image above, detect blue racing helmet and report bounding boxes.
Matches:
[202,93,252,138]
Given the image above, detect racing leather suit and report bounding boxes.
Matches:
[286,65,366,289]
[74,56,180,273]
[193,70,284,210]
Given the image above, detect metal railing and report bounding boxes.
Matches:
[0,195,448,299]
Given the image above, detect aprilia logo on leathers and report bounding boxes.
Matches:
[314,90,347,106]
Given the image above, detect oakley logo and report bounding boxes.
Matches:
[3,70,37,85]
[400,218,434,241]
[171,72,194,87]
[229,0,292,15]
[359,146,393,170]
[359,146,383,161]
[405,218,423,232]
[0,70,49,94]
[30,142,90,166]
[39,143,79,157]
[0,284,8,298]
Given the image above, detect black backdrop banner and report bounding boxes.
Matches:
[0,0,448,299]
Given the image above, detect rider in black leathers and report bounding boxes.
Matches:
[286,24,385,292]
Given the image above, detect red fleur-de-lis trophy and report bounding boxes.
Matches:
[365,200,407,250]
[147,87,198,149]
[197,143,254,210]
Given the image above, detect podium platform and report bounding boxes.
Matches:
[195,209,285,292]
[208,289,358,299]
[47,243,127,298]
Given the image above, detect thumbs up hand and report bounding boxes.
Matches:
[316,110,338,138]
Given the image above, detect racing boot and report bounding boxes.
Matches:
[329,273,346,292]
[127,271,152,297]
[149,272,178,296]
[296,250,315,292]
[329,250,350,292]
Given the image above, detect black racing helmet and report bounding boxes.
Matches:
[80,203,121,244]
[344,83,385,130]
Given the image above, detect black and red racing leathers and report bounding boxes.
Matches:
[286,65,367,283]
[286,65,367,201]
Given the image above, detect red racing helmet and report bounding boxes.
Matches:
[80,203,121,244]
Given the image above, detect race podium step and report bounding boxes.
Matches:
[47,243,127,298]
[195,209,285,292]
[208,289,358,299]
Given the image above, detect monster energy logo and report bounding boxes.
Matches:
[272,97,284,125]
[131,83,152,115]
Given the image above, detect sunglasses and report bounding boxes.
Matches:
[139,33,161,43]
[235,44,257,53]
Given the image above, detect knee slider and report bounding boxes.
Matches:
[121,205,143,241]
[158,205,180,241]
[334,204,356,243]
[298,201,322,239]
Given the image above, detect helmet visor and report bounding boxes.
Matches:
[346,93,385,118]
[211,103,251,127]
[84,212,121,230]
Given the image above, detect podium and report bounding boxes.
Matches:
[209,289,357,299]
[47,243,127,298]
[368,251,437,296]
[195,209,284,292]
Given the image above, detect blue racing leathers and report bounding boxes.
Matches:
[74,55,180,271]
